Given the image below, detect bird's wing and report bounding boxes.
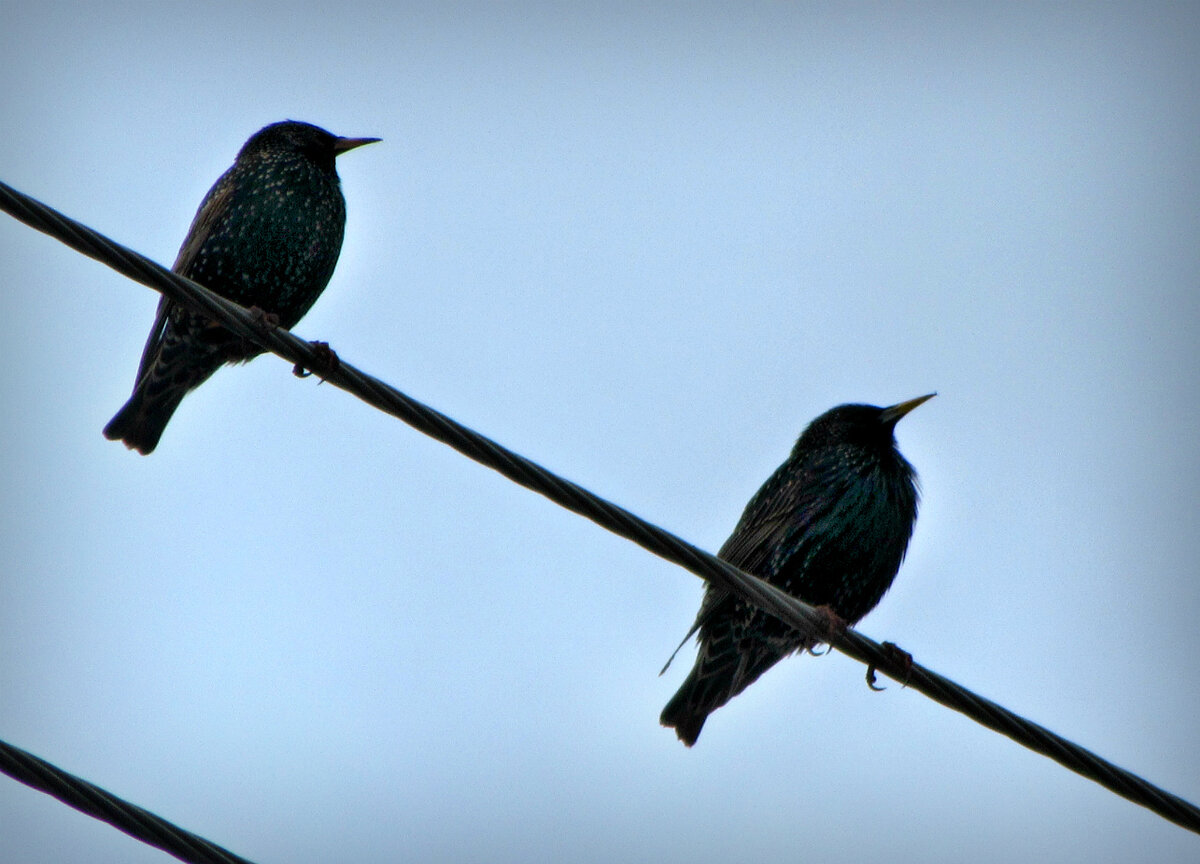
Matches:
[717,464,825,571]
[132,295,172,384]
[133,176,236,383]
[661,463,827,673]
[662,450,862,674]
[172,176,234,276]
[702,459,853,625]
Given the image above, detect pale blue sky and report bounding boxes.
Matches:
[2,3,1198,862]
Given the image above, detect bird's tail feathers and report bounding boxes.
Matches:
[660,669,714,747]
[662,620,800,746]
[659,628,697,677]
[104,328,228,455]
[660,588,731,676]
[103,384,189,455]
[660,644,750,747]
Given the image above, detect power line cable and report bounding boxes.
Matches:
[2,179,1198,836]
[0,738,257,864]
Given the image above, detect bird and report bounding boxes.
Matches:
[660,394,934,746]
[103,120,379,454]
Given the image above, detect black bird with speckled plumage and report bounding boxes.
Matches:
[661,394,934,746]
[104,120,379,454]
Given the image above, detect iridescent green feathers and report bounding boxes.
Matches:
[104,121,378,454]
[661,395,933,746]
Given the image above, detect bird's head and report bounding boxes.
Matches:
[798,393,935,453]
[238,120,380,170]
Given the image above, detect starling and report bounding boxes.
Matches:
[103,120,379,454]
[661,394,934,746]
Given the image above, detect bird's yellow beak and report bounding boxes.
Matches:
[333,136,382,155]
[881,393,936,424]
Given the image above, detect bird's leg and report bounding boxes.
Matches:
[247,306,281,330]
[815,604,846,642]
[865,641,914,691]
[883,641,914,684]
[804,604,846,655]
[225,306,283,358]
[293,341,340,381]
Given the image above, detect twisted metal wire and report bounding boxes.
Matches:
[3,180,1198,837]
[0,739,256,864]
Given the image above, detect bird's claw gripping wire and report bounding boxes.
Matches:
[293,341,340,381]
[244,306,338,380]
[805,605,847,656]
[248,306,281,330]
[816,604,847,643]
[866,641,913,691]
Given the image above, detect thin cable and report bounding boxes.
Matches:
[2,179,1198,835]
[0,739,256,864]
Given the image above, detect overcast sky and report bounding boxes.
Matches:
[2,3,1198,862]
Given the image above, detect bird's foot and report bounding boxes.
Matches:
[293,341,340,381]
[865,641,913,692]
[804,605,846,655]
[814,604,847,643]
[248,306,281,330]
